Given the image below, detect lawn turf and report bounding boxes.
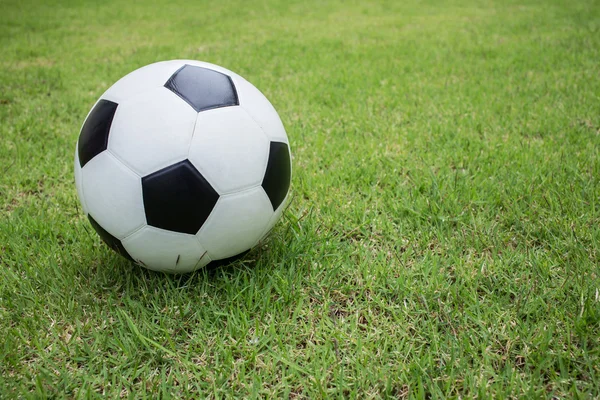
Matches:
[1,0,599,397]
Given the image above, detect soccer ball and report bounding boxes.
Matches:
[74,60,291,273]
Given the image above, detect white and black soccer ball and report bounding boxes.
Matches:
[74,60,291,273]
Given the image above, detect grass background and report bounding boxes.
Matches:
[1,0,599,397]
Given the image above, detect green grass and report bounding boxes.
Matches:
[1,0,599,397]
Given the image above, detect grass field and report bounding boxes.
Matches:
[1,0,600,397]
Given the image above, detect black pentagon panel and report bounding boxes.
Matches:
[88,215,133,261]
[142,160,219,235]
[78,100,118,168]
[164,65,238,112]
[262,142,291,211]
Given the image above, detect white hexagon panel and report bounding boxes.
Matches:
[197,186,273,260]
[259,195,289,242]
[122,227,211,273]
[107,86,198,176]
[232,76,288,143]
[188,107,270,195]
[101,60,186,103]
[80,152,146,239]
